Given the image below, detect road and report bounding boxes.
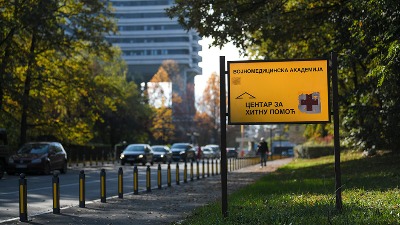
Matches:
[0,160,222,223]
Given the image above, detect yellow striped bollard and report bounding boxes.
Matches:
[167,163,171,187]
[184,162,188,183]
[52,173,60,214]
[207,159,210,177]
[19,173,28,222]
[190,161,194,181]
[211,159,214,176]
[202,160,205,178]
[146,165,151,192]
[79,170,85,208]
[196,160,200,180]
[100,169,106,203]
[216,159,219,175]
[118,167,123,198]
[158,164,162,189]
[176,163,180,185]
[133,166,139,195]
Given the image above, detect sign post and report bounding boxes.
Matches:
[228,59,330,124]
[219,56,228,217]
[220,56,342,216]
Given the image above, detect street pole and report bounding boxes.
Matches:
[331,52,343,211]
[220,56,228,217]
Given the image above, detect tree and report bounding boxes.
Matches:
[0,0,117,146]
[193,111,213,146]
[151,104,175,144]
[160,60,191,142]
[148,65,175,144]
[167,0,400,151]
[197,72,220,144]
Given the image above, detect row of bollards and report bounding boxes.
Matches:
[18,157,259,222]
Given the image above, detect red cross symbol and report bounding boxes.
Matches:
[301,94,318,111]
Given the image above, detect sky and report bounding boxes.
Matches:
[195,37,247,99]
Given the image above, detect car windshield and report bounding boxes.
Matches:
[172,144,188,149]
[125,145,145,152]
[207,145,220,151]
[18,143,49,155]
[152,147,165,152]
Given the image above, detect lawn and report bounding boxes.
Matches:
[175,150,400,224]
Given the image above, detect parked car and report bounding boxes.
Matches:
[226,147,238,158]
[205,144,221,158]
[120,144,154,166]
[6,142,68,175]
[201,147,215,159]
[170,143,196,162]
[151,145,172,163]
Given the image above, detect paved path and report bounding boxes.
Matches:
[1,158,293,225]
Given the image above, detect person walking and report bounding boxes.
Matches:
[257,138,269,167]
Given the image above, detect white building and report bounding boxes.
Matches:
[107,0,203,140]
[107,0,202,84]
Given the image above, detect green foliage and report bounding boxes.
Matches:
[178,151,400,224]
[167,0,400,151]
[0,1,152,147]
[295,144,334,158]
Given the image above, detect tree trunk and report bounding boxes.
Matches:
[19,32,37,146]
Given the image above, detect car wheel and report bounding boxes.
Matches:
[121,160,125,166]
[60,161,68,174]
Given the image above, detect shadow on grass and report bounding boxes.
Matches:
[185,152,400,224]
[260,151,400,195]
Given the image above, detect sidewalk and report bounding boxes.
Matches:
[3,158,293,225]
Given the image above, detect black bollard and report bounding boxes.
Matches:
[190,161,194,181]
[184,161,188,183]
[167,163,171,187]
[52,173,60,214]
[176,163,180,185]
[202,160,205,178]
[207,159,210,177]
[146,165,151,192]
[79,170,85,208]
[19,173,28,222]
[157,164,162,189]
[133,166,138,195]
[196,160,200,180]
[211,159,214,176]
[118,167,123,198]
[100,169,106,203]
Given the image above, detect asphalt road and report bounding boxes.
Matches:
[0,160,221,223]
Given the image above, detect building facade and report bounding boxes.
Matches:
[107,0,203,142]
[107,0,202,83]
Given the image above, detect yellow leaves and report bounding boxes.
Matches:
[150,67,171,82]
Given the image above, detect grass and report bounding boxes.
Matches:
[175,150,400,224]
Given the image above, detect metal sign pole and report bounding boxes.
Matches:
[220,56,228,217]
[331,52,343,211]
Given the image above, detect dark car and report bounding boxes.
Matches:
[151,145,172,163]
[170,143,196,162]
[120,144,154,166]
[7,142,68,175]
[226,147,238,158]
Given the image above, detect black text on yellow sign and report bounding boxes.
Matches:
[227,59,330,124]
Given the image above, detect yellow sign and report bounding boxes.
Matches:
[228,60,330,124]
